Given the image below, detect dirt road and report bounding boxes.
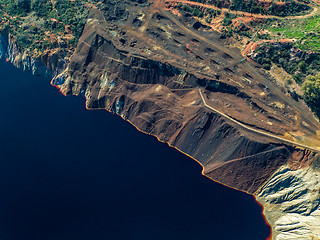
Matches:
[198,88,320,151]
[158,8,320,131]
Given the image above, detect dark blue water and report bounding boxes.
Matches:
[0,59,270,240]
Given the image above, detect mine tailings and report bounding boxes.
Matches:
[0,58,271,239]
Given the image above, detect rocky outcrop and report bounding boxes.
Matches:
[0,31,68,80]
[54,8,319,238]
[257,163,320,240]
[2,3,320,239]
[0,33,8,59]
[52,9,319,196]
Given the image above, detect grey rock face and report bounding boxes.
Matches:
[257,166,320,240]
[0,32,67,80]
[0,33,8,59]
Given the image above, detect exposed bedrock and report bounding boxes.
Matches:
[1,5,320,239]
[54,10,319,196]
[0,31,68,79]
[257,163,320,240]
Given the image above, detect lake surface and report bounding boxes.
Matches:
[0,59,270,240]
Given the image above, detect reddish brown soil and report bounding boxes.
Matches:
[52,3,320,195]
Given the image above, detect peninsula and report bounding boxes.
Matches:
[1,0,320,239]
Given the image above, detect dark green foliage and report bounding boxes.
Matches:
[178,4,205,18]
[269,0,310,17]
[255,43,320,117]
[230,0,310,16]
[254,43,320,80]
[15,0,31,13]
[16,34,32,48]
[302,75,320,117]
[257,33,271,40]
[222,12,235,26]
[177,3,221,23]
[222,17,232,26]
[220,27,233,38]
[187,0,310,16]
[231,0,267,15]
[1,0,30,15]
[0,0,89,50]
[262,63,271,70]
[31,0,52,18]
[54,0,88,42]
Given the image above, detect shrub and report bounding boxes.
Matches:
[302,75,320,116]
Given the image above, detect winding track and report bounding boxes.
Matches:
[157,7,320,130]
[87,0,320,151]
[198,88,320,152]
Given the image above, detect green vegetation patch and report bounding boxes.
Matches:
[267,16,320,52]
[0,0,90,56]
[253,42,320,118]
[231,0,310,17]
[254,42,320,82]
[187,0,311,16]
[302,75,320,117]
[176,3,221,23]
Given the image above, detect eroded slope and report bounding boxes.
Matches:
[51,3,320,195]
[1,1,320,239]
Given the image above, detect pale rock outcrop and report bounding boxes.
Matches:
[257,166,320,240]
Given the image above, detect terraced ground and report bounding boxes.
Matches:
[1,0,320,239]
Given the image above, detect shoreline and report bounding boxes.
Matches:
[51,81,273,240]
[0,31,275,239]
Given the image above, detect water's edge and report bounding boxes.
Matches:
[0,31,273,240]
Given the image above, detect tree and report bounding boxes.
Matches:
[302,75,320,116]
[14,0,31,13]
[298,60,307,73]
